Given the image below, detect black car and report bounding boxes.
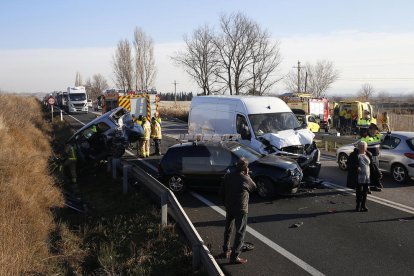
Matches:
[158,141,303,197]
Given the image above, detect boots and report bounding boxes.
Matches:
[361,190,368,212]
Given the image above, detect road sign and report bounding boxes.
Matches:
[47,96,56,106]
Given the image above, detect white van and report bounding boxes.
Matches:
[188,96,321,177]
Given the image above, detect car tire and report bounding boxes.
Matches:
[391,164,409,184]
[167,175,186,193]
[338,153,348,171]
[256,177,275,198]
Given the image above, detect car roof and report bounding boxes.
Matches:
[169,140,240,149]
[386,131,414,139]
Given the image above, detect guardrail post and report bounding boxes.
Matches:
[123,164,131,194]
[192,243,201,269]
[325,140,328,151]
[112,158,119,179]
[161,192,168,227]
[60,109,63,121]
[107,157,112,173]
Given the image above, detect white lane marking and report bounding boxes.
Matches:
[190,192,325,276]
[323,182,414,215]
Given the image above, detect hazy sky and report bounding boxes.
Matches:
[1,0,414,95]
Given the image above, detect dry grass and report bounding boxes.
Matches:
[159,101,191,122]
[0,94,64,274]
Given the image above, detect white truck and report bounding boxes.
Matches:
[66,86,88,114]
[188,96,321,178]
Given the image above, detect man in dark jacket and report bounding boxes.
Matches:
[346,147,359,190]
[219,157,256,264]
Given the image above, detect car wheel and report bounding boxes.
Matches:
[338,153,348,171]
[256,177,275,198]
[391,164,409,184]
[167,175,186,193]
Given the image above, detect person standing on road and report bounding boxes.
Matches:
[150,116,162,155]
[140,117,151,158]
[219,157,256,264]
[356,141,371,212]
[367,123,383,191]
[154,111,162,124]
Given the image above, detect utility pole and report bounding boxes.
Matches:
[173,80,179,105]
[293,61,303,94]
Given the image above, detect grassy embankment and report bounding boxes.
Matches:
[0,94,196,275]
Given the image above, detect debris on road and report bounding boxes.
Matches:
[289,222,304,228]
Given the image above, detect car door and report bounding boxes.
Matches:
[181,145,212,186]
[379,134,401,172]
[208,146,236,186]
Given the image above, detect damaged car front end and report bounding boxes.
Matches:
[67,107,143,164]
[247,111,321,179]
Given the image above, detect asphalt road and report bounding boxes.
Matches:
[60,108,414,276]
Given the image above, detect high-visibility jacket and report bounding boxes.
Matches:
[339,110,346,117]
[151,121,162,139]
[357,118,371,126]
[136,120,142,126]
[66,144,77,161]
[360,136,374,144]
[142,120,151,140]
[370,133,382,143]
[344,112,352,120]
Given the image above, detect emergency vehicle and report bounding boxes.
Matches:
[100,89,160,119]
[283,93,331,132]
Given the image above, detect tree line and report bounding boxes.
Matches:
[159,92,193,101]
[72,12,354,99]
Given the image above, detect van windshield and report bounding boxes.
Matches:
[249,112,300,136]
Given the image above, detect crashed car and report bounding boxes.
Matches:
[67,107,143,163]
[158,140,303,197]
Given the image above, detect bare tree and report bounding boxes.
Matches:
[133,27,156,91]
[84,78,92,96]
[358,83,375,101]
[172,25,219,95]
[248,31,282,95]
[91,74,108,98]
[284,60,339,97]
[112,39,133,91]
[75,71,83,86]
[214,13,258,95]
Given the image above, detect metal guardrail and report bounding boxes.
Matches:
[110,158,224,276]
[314,133,358,151]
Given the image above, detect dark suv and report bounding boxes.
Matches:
[158,141,303,197]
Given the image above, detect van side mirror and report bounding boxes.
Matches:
[301,122,308,129]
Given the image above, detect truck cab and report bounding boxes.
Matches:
[66,86,88,114]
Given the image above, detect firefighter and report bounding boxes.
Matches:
[63,143,77,185]
[140,117,151,158]
[154,112,161,124]
[151,116,162,155]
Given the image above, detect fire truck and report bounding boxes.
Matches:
[283,93,331,132]
[100,89,160,119]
